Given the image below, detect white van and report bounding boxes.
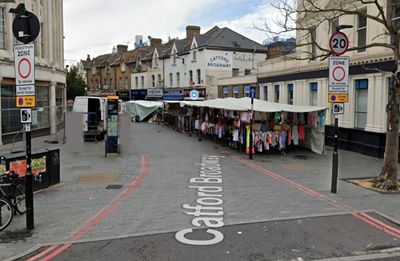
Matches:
[73,96,107,140]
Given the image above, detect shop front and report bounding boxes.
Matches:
[131,89,147,101]
[183,88,206,101]
[115,90,131,101]
[146,88,163,100]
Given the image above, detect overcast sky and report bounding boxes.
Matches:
[63,0,284,64]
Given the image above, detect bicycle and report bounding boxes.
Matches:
[0,170,26,215]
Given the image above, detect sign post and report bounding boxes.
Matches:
[329,31,349,194]
[10,3,40,230]
[249,86,257,160]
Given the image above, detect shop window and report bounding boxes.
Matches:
[310,82,318,106]
[224,87,228,98]
[56,87,64,123]
[233,87,239,98]
[1,85,21,133]
[288,84,293,104]
[275,85,280,102]
[244,86,250,97]
[355,79,368,129]
[34,86,50,130]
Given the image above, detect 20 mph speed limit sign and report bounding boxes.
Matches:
[329,32,349,56]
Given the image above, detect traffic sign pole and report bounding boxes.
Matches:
[25,123,34,229]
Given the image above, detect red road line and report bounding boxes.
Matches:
[222,151,400,238]
[27,155,150,261]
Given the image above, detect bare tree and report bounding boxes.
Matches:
[259,0,399,189]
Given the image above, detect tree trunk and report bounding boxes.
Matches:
[377,77,400,189]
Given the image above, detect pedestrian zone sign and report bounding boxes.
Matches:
[14,43,35,86]
[329,56,349,94]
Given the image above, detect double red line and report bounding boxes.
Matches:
[222,151,400,239]
[26,155,150,261]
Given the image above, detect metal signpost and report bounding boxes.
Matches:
[10,3,40,229]
[328,30,349,193]
[249,86,257,159]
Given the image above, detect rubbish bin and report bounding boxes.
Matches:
[46,148,60,185]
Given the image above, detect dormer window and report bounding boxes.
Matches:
[107,64,110,74]
[193,50,197,60]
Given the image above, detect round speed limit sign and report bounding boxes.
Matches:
[329,32,349,56]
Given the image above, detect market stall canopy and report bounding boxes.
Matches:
[125,100,163,121]
[180,97,328,113]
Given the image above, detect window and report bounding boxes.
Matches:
[152,75,155,87]
[232,68,239,76]
[244,86,250,97]
[264,86,268,101]
[110,79,113,89]
[310,82,318,106]
[92,67,96,75]
[104,79,108,89]
[91,80,94,90]
[154,54,158,68]
[141,76,144,88]
[40,22,44,58]
[233,87,239,98]
[357,9,367,53]
[275,85,280,102]
[193,50,197,60]
[224,87,228,98]
[288,84,293,104]
[177,72,180,86]
[56,87,64,124]
[125,78,129,89]
[189,70,193,84]
[34,86,50,130]
[170,73,173,86]
[1,85,21,133]
[107,64,110,74]
[197,69,201,84]
[355,79,368,128]
[119,78,122,89]
[173,51,177,64]
[12,13,18,46]
[310,27,317,61]
[135,77,138,88]
[122,61,126,72]
[392,1,400,26]
[245,69,251,75]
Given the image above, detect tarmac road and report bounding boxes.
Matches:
[2,121,400,261]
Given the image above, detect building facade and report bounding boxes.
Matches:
[256,1,396,157]
[0,0,66,145]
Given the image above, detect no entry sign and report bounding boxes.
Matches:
[14,43,35,86]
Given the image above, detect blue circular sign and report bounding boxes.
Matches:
[331,95,336,101]
[190,90,198,99]
[18,97,23,105]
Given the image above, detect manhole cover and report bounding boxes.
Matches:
[106,184,123,189]
[294,155,309,160]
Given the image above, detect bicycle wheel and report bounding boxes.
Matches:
[14,184,26,215]
[0,198,13,231]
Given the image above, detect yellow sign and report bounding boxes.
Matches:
[107,96,119,100]
[329,94,348,103]
[16,96,35,107]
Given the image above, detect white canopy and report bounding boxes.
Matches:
[179,97,327,113]
[125,100,163,121]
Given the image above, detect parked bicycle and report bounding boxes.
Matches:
[0,170,26,231]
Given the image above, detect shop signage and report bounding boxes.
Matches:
[184,89,206,100]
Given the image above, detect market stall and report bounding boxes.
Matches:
[177,97,328,155]
[125,100,163,122]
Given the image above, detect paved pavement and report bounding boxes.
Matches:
[1,121,400,260]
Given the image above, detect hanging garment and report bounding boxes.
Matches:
[292,125,299,145]
[299,125,306,140]
[299,113,305,125]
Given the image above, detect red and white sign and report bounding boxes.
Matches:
[329,32,349,56]
[329,56,349,94]
[14,43,35,86]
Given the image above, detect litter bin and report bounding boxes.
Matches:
[46,148,60,185]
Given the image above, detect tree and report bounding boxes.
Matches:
[261,0,399,189]
[66,64,86,100]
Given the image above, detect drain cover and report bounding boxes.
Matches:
[106,184,123,189]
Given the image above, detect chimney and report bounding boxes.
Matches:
[186,25,201,39]
[117,44,128,53]
[86,54,91,61]
[150,38,162,47]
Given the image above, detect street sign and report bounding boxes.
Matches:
[20,108,32,123]
[14,44,35,86]
[332,103,344,114]
[329,32,349,56]
[16,85,35,96]
[329,56,349,93]
[329,94,348,103]
[16,96,35,107]
[250,86,257,99]
[12,8,40,43]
